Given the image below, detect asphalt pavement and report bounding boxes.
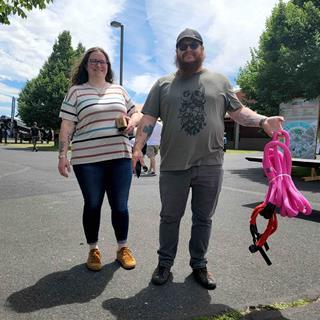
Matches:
[0,145,319,320]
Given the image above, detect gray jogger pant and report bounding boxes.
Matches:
[158,165,223,269]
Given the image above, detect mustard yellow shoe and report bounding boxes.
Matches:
[117,247,136,270]
[86,249,102,271]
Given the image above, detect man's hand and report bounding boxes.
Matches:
[229,106,285,137]
[132,148,145,174]
[131,114,157,173]
[262,116,284,137]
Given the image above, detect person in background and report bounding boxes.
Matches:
[40,127,46,144]
[30,122,40,151]
[223,132,227,152]
[46,128,53,144]
[58,47,141,272]
[132,28,283,290]
[12,120,18,144]
[146,119,162,176]
[0,122,5,143]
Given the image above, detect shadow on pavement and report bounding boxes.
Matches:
[243,202,320,223]
[6,262,119,313]
[243,309,290,320]
[102,274,263,320]
[102,274,290,319]
[229,167,320,194]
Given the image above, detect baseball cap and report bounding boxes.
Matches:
[176,28,203,47]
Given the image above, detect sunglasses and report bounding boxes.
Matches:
[177,41,201,51]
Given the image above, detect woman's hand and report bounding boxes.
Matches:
[124,115,136,134]
[124,111,143,135]
[58,157,71,178]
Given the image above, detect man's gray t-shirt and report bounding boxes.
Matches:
[142,69,242,171]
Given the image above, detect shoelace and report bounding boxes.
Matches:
[89,250,101,262]
[249,130,312,265]
[120,248,132,257]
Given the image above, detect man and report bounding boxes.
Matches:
[132,28,283,290]
[0,118,8,144]
[0,122,4,143]
[146,119,162,176]
[223,132,227,152]
[30,122,40,152]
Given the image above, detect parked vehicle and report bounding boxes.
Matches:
[0,115,32,143]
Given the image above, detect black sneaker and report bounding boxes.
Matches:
[151,265,171,285]
[192,267,216,290]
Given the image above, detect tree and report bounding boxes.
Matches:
[237,0,320,115]
[0,0,53,25]
[18,31,85,130]
[292,0,320,7]
[74,42,86,60]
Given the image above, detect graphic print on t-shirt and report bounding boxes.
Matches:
[178,84,206,136]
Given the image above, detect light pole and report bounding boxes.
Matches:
[110,20,124,85]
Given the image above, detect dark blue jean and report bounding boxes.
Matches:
[73,158,132,244]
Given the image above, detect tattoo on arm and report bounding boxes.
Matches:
[238,113,258,126]
[67,132,73,143]
[59,129,74,153]
[236,108,266,127]
[143,124,154,138]
[59,141,67,154]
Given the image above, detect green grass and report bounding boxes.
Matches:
[194,298,312,320]
[225,149,259,154]
[194,311,243,320]
[265,299,311,310]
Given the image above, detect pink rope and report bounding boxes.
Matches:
[262,130,312,217]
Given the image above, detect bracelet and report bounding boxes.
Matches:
[259,117,267,128]
[58,154,67,159]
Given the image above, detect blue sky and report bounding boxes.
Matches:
[0,0,281,118]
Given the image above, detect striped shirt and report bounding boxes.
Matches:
[59,83,135,165]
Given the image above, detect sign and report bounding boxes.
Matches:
[279,98,319,159]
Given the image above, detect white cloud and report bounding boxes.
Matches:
[0,83,19,116]
[0,106,12,116]
[204,0,281,77]
[128,73,160,95]
[0,0,284,115]
[0,95,14,104]
[0,0,125,81]
[145,0,280,77]
[0,83,20,97]
[0,0,125,116]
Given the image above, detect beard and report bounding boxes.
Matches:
[175,51,205,76]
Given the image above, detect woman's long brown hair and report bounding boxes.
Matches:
[70,47,114,86]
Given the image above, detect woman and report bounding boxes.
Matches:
[58,47,141,271]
